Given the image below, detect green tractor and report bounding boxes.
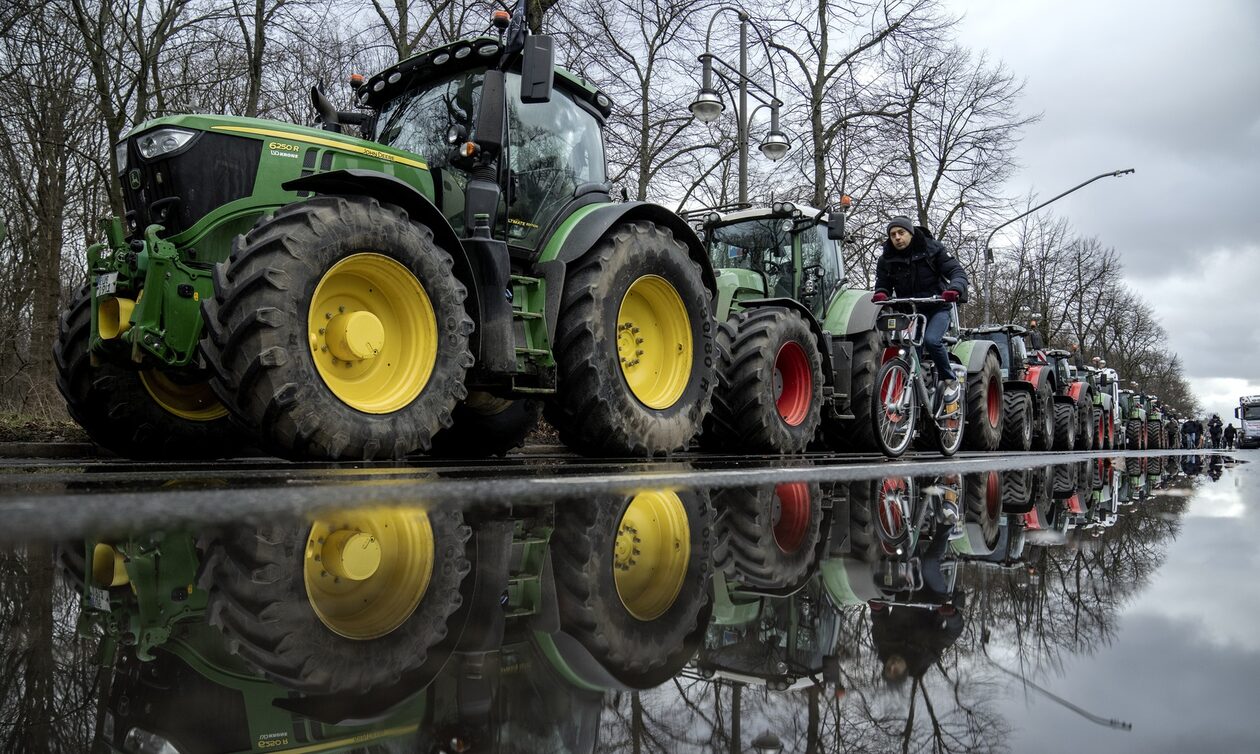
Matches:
[1118,388,1148,450]
[692,202,1001,453]
[56,19,716,461]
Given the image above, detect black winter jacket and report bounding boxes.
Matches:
[874,228,969,301]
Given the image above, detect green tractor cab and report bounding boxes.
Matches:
[57,25,717,461]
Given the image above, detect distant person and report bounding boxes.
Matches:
[1182,418,1198,449]
[1208,414,1223,449]
[1069,343,1085,369]
[1224,423,1236,450]
[872,216,969,402]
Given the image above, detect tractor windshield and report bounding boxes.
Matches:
[505,75,606,249]
[797,223,844,316]
[375,69,485,233]
[708,219,794,298]
[984,332,1011,369]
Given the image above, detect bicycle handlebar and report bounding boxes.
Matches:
[877,296,949,305]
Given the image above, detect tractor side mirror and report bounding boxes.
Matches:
[826,211,845,240]
[520,35,554,104]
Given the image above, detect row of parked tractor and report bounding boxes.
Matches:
[54,24,1176,461]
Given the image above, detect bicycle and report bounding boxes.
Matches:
[870,296,967,457]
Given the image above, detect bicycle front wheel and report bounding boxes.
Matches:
[872,357,917,457]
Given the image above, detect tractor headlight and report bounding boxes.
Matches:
[136,128,196,160]
[114,141,129,172]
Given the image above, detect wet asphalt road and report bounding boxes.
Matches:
[0,447,1234,543]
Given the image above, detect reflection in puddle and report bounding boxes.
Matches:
[0,454,1244,752]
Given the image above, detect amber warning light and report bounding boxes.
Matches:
[840,195,852,208]
[492,10,511,28]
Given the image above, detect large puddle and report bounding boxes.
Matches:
[0,452,1249,753]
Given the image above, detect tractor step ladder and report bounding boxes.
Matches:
[510,274,551,362]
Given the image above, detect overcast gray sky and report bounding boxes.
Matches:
[949,0,1260,422]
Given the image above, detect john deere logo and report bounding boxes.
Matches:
[128,169,142,189]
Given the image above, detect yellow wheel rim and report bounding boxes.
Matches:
[613,490,690,621]
[303,508,434,640]
[139,371,229,421]
[616,275,692,410]
[308,253,437,413]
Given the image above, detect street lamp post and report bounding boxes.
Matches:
[689,8,790,204]
[982,168,1135,324]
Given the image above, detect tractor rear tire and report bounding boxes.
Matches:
[1076,403,1095,450]
[821,331,881,451]
[545,222,715,456]
[54,285,242,459]
[550,489,713,682]
[1031,380,1055,452]
[705,308,823,453]
[1001,469,1033,513]
[964,471,1003,551]
[963,351,1004,451]
[1125,418,1144,451]
[202,508,470,695]
[201,196,473,460]
[999,392,1033,451]
[428,393,542,458]
[1053,402,1077,450]
[712,482,822,591]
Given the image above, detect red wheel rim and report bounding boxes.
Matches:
[986,376,1001,428]
[774,341,813,426]
[985,471,1001,520]
[772,483,811,553]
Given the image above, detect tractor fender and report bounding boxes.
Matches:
[539,201,716,294]
[1066,381,1087,402]
[1053,393,1076,406]
[736,298,834,386]
[821,288,882,337]
[1025,364,1049,390]
[280,169,482,336]
[951,338,1001,375]
[1003,380,1035,395]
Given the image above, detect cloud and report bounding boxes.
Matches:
[951,0,1260,411]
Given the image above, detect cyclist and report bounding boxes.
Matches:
[872,216,969,406]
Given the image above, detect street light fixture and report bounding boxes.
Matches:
[982,168,1135,324]
[689,8,790,203]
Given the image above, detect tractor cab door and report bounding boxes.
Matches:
[504,75,606,254]
[797,223,844,318]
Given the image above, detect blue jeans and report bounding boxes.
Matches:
[921,308,955,382]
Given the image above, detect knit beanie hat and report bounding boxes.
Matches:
[886,216,915,236]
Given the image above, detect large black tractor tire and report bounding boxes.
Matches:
[551,489,713,682]
[821,330,881,451]
[545,222,715,456]
[1000,468,1033,514]
[712,482,822,591]
[202,508,470,695]
[54,285,243,459]
[963,351,1004,451]
[201,196,473,460]
[1149,421,1164,449]
[428,393,542,458]
[1052,401,1077,450]
[705,308,823,453]
[1125,418,1144,451]
[1075,402,1095,451]
[964,471,1003,551]
[999,392,1034,451]
[1030,380,1055,452]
